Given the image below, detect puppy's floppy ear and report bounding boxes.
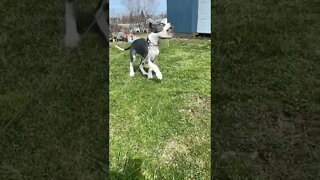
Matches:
[149,22,155,32]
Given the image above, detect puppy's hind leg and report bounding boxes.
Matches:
[129,53,136,77]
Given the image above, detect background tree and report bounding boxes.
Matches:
[130,12,134,23]
[140,10,145,18]
[121,0,159,17]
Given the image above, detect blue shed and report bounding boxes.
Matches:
[167,0,211,34]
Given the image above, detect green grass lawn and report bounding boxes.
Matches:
[109,38,211,179]
[1,0,107,179]
[212,0,320,179]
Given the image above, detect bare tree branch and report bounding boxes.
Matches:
[121,0,159,17]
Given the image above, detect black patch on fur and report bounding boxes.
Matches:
[129,39,149,60]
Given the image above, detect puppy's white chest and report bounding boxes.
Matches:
[147,46,159,59]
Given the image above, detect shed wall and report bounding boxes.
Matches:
[167,0,198,33]
[197,0,211,34]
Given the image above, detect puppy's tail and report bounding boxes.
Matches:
[114,45,131,51]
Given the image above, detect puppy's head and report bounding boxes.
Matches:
[149,18,173,39]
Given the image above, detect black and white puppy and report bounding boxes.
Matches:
[64,0,108,47]
[114,18,173,80]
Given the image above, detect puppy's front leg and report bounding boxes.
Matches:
[95,0,108,40]
[139,57,148,76]
[139,63,148,76]
[148,60,162,80]
[147,67,153,79]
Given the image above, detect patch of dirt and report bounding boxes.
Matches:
[159,135,209,166]
[179,95,210,120]
[194,96,210,107]
[159,139,189,165]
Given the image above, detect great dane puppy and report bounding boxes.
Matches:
[64,0,108,47]
[114,18,173,80]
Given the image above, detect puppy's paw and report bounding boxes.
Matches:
[156,72,162,80]
[148,73,153,79]
[129,72,135,77]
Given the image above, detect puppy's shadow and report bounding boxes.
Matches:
[109,158,145,180]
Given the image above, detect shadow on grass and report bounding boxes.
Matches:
[110,158,145,180]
